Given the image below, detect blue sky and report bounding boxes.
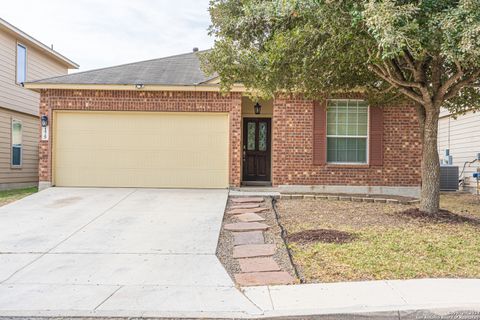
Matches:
[1,0,214,72]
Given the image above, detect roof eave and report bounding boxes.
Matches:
[23,82,246,93]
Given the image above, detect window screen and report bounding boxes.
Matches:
[326,100,368,163]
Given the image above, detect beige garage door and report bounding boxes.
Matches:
[53,111,229,188]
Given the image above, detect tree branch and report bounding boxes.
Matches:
[443,70,480,101]
[416,56,434,107]
[373,62,423,89]
[431,57,442,93]
[390,58,407,79]
[398,52,436,109]
[369,64,425,105]
[402,49,416,69]
[439,61,464,96]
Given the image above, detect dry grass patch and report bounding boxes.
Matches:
[440,192,480,217]
[0,187,37,207]
[277,193,480,282]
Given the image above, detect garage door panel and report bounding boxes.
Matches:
[54,167,228,188]
[57,132,227,150]
[59,113,228,132]
[54,112,229,188]
[56,150,227,170]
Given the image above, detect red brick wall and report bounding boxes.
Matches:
[39,89,243,186]
[39,89,421,188]
[272,96,422,186]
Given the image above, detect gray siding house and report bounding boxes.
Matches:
[0,18,78,190]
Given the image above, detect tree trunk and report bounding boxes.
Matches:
[419,107,440,214]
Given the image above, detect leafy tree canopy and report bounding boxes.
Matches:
[202,0,480,114]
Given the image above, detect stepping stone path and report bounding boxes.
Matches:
[231,197,264,203]
[227,207,269,215]
[233,244,276,258]
[230,203,261,209]
[224,222,269,232]
[224,197,296,286]
[234,231,264,245]
[238,257,280,272]
[235,212,265,222]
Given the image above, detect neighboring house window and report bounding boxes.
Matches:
[16,44,27,84]
[327,99,368,163]
[11,119,22,167]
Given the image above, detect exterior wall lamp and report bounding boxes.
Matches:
[254,102,262,115]
[135,83,145,89]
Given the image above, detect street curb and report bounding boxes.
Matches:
[1,307,480,320]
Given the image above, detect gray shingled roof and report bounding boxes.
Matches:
[31,51,217,85]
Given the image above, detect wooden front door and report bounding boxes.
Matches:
[242,118,271,182]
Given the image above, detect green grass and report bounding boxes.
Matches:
[289,224,480,282]
[0,187,37,206]
[279,193,480,282]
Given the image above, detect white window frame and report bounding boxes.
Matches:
[326,99,369,165]
[11,119,23,168]
[16,43,27,85]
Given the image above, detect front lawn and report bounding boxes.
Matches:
[0,187,37,207]
[277,193,480,282]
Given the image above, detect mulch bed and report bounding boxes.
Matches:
[287,229,356,244]
[396,208,480,226]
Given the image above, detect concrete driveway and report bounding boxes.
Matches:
[0,188,260,317]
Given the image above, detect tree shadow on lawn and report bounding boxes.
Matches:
[287,229,357,244]
[396,208,480,227]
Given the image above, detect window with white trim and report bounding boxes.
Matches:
[16,44,27,84]
[11,119,22,167]
[327,99,368,163]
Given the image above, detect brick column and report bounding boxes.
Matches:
[38,91,52,189]
[229,93,242,187]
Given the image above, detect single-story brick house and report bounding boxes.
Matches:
[25,50,422,197]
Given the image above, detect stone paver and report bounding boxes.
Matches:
[235,213,265,222]
[227,207,268,215]
[230,203,261,209]
[231,197,265,203]
[224,222,269,232]
[233,231,264,246]
[234,271,295,286]
[233,244,276,258]
[238,257,281,273]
